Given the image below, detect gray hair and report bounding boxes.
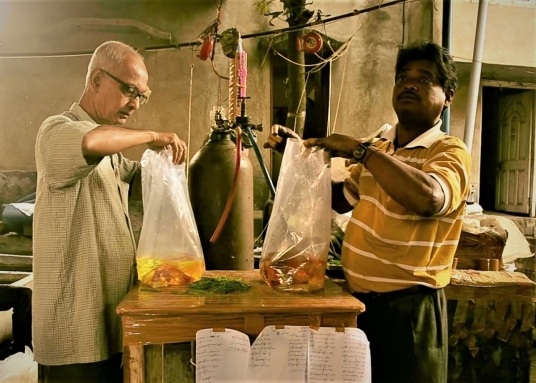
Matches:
[85,41,144,87]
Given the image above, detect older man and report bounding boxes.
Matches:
[33,41,186,382]
[266,41,471,383]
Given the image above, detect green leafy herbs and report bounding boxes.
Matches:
[138,277,253,296]
[328,259,342,266]
[187,277,253,295]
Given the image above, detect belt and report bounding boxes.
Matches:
[353,285,434,301]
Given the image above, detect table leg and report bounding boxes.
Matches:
[124,345,145,383]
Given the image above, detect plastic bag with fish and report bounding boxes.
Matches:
[260,138,331,292]
[136,148,205,288]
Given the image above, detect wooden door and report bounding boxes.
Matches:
[495,90,534,213]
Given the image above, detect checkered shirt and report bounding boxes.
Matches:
[33,103,139,365]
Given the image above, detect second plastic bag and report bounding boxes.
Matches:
[260,138,331,292]
[137,148,205,288]
[0,347,37,383]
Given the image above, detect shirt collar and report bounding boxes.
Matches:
[69,102,97,124]
[381,120,444,149]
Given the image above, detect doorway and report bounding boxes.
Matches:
[480,86,536,215]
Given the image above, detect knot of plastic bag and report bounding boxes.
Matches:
[140,147,174,168]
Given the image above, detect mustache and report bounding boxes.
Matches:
[398,91,420,101]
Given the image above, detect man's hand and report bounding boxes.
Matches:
[149,132,187,165]
[304,134,362,159]
[263,124,300,154]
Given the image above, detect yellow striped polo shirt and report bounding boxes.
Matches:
[342,122,471,293]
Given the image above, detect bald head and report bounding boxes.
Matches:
[85,41,145,88]
[80,41,149,126]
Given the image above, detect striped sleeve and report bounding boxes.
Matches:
[421,137,472,216]
[343,163,364,206]
[37,116,99,189]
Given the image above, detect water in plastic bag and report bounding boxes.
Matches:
[0,347,37,383]
[137,148,205,288]
[260,139,331,292]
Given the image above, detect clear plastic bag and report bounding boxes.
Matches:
[0,347,37,383]
[137,148,205,288]
[260,139,331,292]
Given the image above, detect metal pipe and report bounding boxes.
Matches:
[245,126,277,198]
[463,0,489,153]
[0,0,409,59]
[441,0,453,135]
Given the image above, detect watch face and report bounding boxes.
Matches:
[353,146,366,161]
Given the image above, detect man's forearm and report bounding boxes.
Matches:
[363,147,444,217]
[82,126,155,157]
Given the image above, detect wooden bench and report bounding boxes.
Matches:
[445,270,536,383]
[0,254,32,272]
[0,233,32,256]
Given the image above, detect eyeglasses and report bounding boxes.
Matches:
[101,69,151,104]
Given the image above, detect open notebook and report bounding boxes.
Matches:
[196,325,371,383]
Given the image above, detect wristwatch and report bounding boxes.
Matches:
[352,142,373,163]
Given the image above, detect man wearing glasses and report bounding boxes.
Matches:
[33,41,186,382]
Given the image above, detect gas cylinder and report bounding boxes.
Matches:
[188,130,254,271]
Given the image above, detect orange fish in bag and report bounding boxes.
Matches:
[137,148,205,288]
[260,138,331,292]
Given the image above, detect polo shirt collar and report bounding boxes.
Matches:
[381,120,444,148]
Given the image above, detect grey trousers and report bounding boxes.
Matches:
[354,286,448,383]
[38,353,123,383]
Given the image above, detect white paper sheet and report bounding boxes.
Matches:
[196,328,251,383]
[308,327,371,383]
[195,326,371,383]
[248,325,309,383]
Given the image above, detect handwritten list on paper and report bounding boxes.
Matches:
[196,328,250,383]
[195,326,371,383]
[308,327,371,383]
[248,326,309,383]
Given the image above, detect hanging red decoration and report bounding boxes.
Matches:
[297,32,324,54]
[197,36,214,61]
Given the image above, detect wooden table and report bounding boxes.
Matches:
[117,270,365,383]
